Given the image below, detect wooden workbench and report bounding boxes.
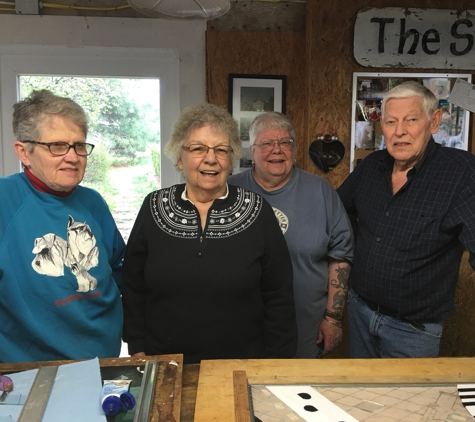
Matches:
[5,357,475,421]
[193,357,475,421]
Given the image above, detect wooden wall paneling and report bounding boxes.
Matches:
[304,1,357,188]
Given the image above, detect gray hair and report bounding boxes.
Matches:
[12,90,88,152]
[249,112,296,145]
[164,103,242,169]
[381,81,439,119]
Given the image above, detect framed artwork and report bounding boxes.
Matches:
[350,72,472,171]
[228,73,286,173]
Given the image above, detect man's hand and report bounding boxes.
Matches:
[317,318,343,355]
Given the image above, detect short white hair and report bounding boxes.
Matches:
[248,112,296,146]
[381,81,439,119]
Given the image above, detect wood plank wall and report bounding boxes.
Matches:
[206,0,475,358]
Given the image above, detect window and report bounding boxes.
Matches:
[0,45,182,192]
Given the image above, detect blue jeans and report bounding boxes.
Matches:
[348,288,443,358]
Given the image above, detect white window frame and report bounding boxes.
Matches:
[0,16,206,188]
[0,46,182,187]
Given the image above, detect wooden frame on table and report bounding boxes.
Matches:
[193,357,475,421]
[228,74,286,174]
[0,354,183,422]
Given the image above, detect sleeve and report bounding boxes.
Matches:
[448,164,475,272]
[121,196,150,354]
[336,165,363,237]
[94,192,126,287]
[326,186,354,263]
[258,199,298,358]
[109,226,126,287]
[0,177,29,242]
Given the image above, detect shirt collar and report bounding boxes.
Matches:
[380,137,437,175]
[413,138,437,174]
[24,167,76,197]
[181,184,229,205]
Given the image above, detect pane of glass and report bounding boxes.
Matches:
[251,383,472,421]
[18,76,161,242]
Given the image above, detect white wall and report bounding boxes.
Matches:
[0,15,206,187]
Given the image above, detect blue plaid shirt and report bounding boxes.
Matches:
[337,139,475,322]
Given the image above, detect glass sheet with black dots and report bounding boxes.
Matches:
[251,383,475,422]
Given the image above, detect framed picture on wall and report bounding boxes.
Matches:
[228,73,286,173]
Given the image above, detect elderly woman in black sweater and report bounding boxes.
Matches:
[121,104,297,363]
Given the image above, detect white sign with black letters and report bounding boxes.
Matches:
[354,8,475,69]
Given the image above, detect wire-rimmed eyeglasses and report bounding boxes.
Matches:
[182,144,233,159]
[21,140,95,157]
[253,137,294,152]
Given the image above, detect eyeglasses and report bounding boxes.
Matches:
[253,137,294,152]
[21,141,95,157]
[182,144,232,159]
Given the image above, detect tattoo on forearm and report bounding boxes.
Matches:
[332,290,345,313]
[330,264,350,289]
[329,263,350,313]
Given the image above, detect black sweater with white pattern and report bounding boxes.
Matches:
[121,183,297,363]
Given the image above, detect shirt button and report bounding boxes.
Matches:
[376,238,381,242]
[386,212,389,216]
[368,264,373,269]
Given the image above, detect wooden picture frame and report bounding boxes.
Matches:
[193,357,475,421]
[228,74,286,174]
